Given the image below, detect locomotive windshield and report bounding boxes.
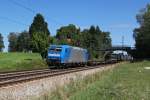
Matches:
[49,47,62,52]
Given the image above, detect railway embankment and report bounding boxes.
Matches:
[46,61,150,100]
[0,64,117,100]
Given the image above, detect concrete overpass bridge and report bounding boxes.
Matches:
[96,45,134,52]
[96,45,135,60]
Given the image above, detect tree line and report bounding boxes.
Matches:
[7,14,50,58]
[2,13,111,59]
[54,24,111,59]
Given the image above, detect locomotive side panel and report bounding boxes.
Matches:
[67,47,88,63]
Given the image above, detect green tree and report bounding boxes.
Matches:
[29,13,50,58]
[133,4,150,58]
[81,26,111,59]
[49,36,57,44]
[56,24,80,46]
[8,32,18,52]
[81,26,99,59]
[31,31,49,58]
[0,33,4,52]
[17,31,31,52]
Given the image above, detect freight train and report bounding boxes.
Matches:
[46,45,89,67]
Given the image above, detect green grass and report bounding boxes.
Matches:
[39,61,150,100]
[0,53,48,72]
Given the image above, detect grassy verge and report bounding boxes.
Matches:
[0,53,48,72]
[38,61,150,100]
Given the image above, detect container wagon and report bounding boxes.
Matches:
[46,45,89,67]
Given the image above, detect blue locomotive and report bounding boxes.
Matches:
[46,45,89,67]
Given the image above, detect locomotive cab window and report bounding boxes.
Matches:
[49,47,62,52]
[56,48,62,52]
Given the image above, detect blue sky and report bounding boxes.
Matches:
[0,0,149,52]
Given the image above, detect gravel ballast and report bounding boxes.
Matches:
[0,64,116,100]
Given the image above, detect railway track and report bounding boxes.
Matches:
[0,62,115,87]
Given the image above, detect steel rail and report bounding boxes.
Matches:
[0,62,115,87]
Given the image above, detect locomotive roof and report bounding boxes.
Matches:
[49,45,87,51]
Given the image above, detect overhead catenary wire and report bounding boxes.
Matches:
[8,0,35,13]
[8,0,63,26]
[0,0,32,26]
[0,16,29,26]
